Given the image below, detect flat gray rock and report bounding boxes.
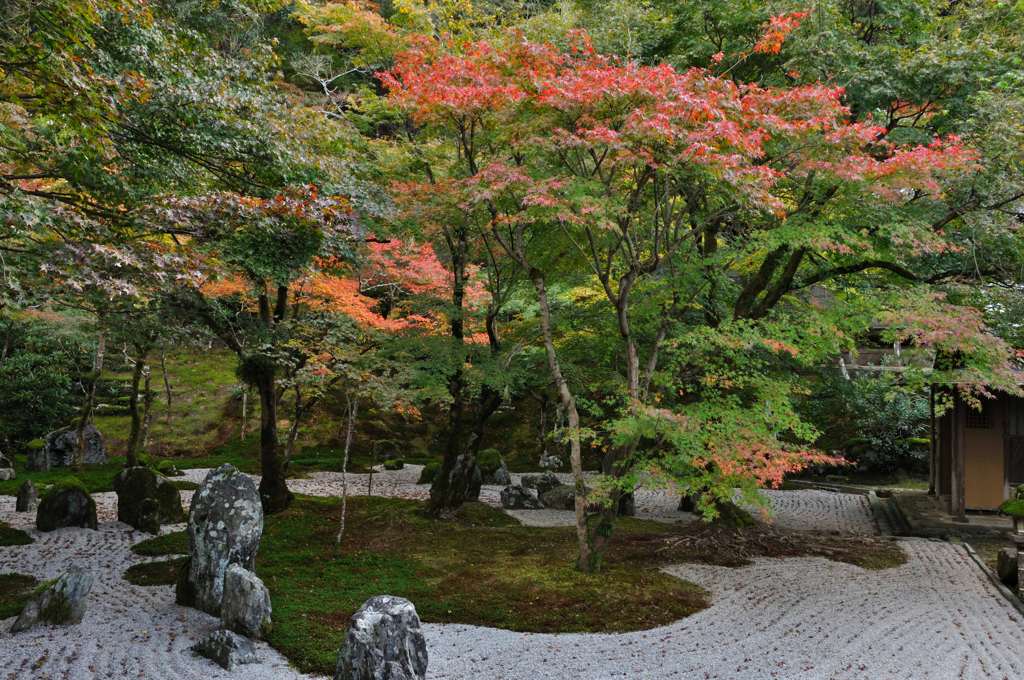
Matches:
[192,629,259,670]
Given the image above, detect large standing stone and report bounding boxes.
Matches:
[114,466,185,533]
[176,464,263,616]
[16,480,37,512]
[192,629,259,670]
[28,425,107,471]
[36,485,98,531]
[335,595,428,680]
[11,565,94,632]
[221,564,273,639]
[500,485,543,510]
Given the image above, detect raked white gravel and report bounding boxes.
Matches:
[2,467,1022,679]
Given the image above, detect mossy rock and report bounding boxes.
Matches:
[41,476,89,500]
[382,458,404,470]
[417,462,440,485]
[26,438,45,451]
[114,466,186,534]
[36,479,97,532]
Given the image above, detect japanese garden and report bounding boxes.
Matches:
[2,1,1024,678]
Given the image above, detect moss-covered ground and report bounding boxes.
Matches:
[0,521,33,546]
[128,494,904,676]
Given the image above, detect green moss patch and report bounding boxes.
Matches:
[0,522,33,546]
[131,530,189,557]
[0,458,126,497]
[257,496,708,675]
[124,557,188,586]
[0,573,39,619]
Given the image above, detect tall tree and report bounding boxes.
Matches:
[379,30,1012,570]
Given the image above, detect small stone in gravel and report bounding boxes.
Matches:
[336,595,427,680]
[192,629,260,670]
[15,480,37,512]
[501,485,543,510]
[222,564,273,639]
[11,565,94,633]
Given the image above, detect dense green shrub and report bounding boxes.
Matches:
[0,315,92,448]
[477,448,503,475]
[801,373,929,474]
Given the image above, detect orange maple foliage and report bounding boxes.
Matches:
[753,11,809,54]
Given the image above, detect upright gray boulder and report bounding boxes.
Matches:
[221,564,273,639]
[16,480,37,512]
[0,468,14,481]
[114,466,185,533]
[335,595,428,680]
[176,464,263,616]
[11,565,94,633]
[36,485,98,531]
[28,425,107,471]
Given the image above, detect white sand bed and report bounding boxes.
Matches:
[425,538,1024,680]
[3,471,1021,679]
[0,494,306,680]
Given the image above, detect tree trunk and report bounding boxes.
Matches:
[428,224,480,514]
[126,352,147,467]
[160,351,172,425]
[530,269,593,571]
[256,366,291,513]
[74,331,105,471]
[141,364,154,450]
[335,395,358,546]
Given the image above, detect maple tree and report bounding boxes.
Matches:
[379,29,1009,570]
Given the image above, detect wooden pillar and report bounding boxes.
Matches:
[929,385,937,496]
[953,395,967,520]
